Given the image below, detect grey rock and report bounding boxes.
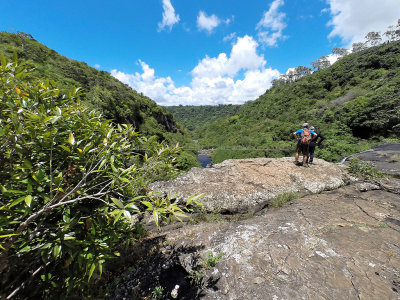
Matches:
[355,182,381,192]
[165,184,400,300]
[150,157,351,213]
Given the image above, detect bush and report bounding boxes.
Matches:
[0,55,198,298]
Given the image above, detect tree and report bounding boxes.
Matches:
[332,48,349,58]
[271,77,287,87]
[352,42,367,53]
[365,32,382,47]
[384,19,400,42]
[311,56,330,70]
[295,66,313,77]
[0,55,201,299]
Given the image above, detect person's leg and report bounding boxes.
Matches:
[308,145,315,163]
[295,144,301,162]
[301,144,308,165]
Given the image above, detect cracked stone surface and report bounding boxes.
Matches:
[165,184,400,299]
[112,146,400,299]
[150,157,352,213]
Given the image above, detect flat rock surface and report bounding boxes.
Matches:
[166,183,400,299]
[343,143,400,176]
[150,157,351,213]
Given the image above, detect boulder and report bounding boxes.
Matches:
[150,157,352,213]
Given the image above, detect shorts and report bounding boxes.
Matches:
[296,143,309,155]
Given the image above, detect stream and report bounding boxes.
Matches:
[196,152,212,168]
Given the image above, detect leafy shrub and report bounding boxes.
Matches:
[0,55,198,298]
[347,158,384,181]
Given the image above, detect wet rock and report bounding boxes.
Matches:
[150,157,352,213]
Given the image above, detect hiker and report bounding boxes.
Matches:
[293,123,316,166]
[307,126,325,165]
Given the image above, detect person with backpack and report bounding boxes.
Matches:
[293,123,316,166]
[307,126,325,165]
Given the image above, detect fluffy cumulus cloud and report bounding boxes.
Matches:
[197,11,221,33]
[256,0,287,46]
[111,36,280,106]
[326,0,400,45]
[158,0,180,31]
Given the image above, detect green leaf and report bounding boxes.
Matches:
[68,132,75,145]
[0,233,20,239]
[9,196,26,208]
[0,53,6,67]
[24,195,32,207]
[19,245,31,253]
[88,263,96,281]
[111,197,124,209]
[53,245,61,258]
[112,210,123,225]
[58,145,71,152]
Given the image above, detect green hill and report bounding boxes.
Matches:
[0,32,186,143]
[166,104,241,131]
[178,41,400,163]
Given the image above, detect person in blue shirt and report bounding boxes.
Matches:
[293,123,316,166]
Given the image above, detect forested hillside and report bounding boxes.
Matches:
[184,40,400,163]
[166,104,241,131]
[0,32,186,143]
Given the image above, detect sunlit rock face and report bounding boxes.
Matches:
[150,157,352,213]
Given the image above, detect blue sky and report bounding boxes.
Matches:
[1,0,399,105]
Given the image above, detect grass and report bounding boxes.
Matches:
[270,192,298,208]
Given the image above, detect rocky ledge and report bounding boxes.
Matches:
[150,157,352,213]
[110,148,400,300]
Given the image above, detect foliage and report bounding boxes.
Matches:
[187,250,222,288]
[0,56,200,299]
[151,285,164,299]
[166,104,241,132]
[347,158,385,181]
[204,250,223,269]
[270,192,298,208]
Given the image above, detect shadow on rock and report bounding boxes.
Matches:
[106,238,218,299]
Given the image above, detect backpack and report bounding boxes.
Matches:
[300,129,312,144]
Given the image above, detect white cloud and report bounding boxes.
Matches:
[326,0,400,45]
[192,35,266,78]
[256,0,287,46]
[94,64,101,69]
[224,15,235,25]
[223,32,237,42]
[111,36,280,106]
[158,0,180,31]
[197,11,221,33]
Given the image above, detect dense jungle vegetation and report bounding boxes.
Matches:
[0,31,200,169]
[168,40,400,163]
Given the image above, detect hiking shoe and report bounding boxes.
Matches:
[296,162,303,166]
[303,163,310,167]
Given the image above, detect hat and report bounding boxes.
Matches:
[302,123,309,128]
[310,126,315,130]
